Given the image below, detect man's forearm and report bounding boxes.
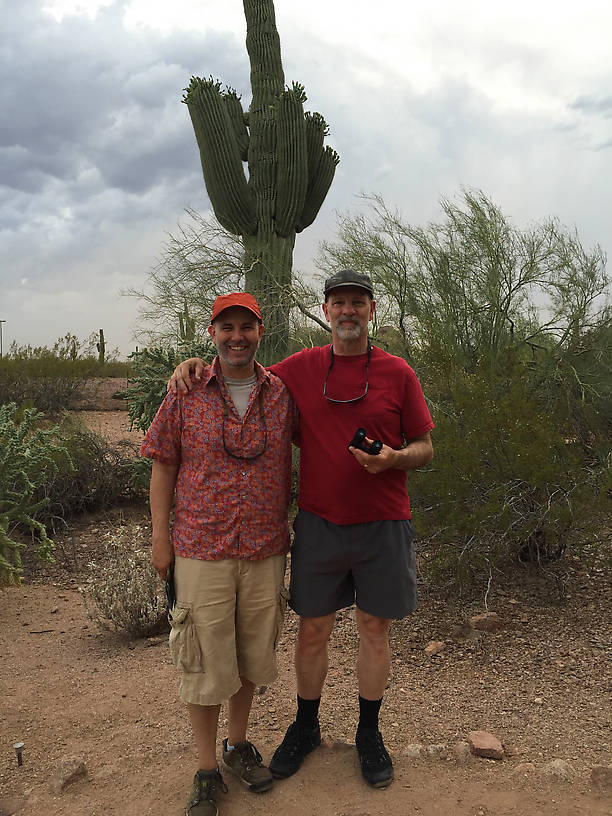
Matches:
[390,433,434,472]
[149,461,179,533]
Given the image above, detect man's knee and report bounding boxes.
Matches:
[297,614,335,650]
[356,609,391,643]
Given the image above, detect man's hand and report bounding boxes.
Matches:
[152,530,174,579]
[167,357,207,394]
[349,437,398,475]
[349,431,433,474]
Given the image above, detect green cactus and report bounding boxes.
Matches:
[178,299,196,343]
[96,329,106,365]
[183,0,339,363]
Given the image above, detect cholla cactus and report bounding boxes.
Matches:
[183,0,339,363]
[178,299,196,343]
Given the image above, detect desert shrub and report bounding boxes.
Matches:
[122,339,214,432]
[0,403,72,584]
[0,337,130,412]
[410,352,610,590]
[81,521,168,637]
[34,415,145,531]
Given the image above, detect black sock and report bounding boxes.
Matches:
[296,695,320,728]
[358,695,382,731]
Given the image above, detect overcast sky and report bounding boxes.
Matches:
[1,0,610,357]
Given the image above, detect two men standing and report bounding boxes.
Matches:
[144,271,434,815]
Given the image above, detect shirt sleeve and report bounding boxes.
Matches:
[139,391,182,465]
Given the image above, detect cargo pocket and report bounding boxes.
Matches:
[274,586,291,649]
[168,604,202,672]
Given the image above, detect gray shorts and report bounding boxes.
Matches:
[289,510,418,620]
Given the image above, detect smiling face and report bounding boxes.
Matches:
[322,286,375,350]
[208,306,264,378]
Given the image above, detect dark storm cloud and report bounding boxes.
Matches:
[0,0,248,199]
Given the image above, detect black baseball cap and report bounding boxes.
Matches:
[323,269,374,298]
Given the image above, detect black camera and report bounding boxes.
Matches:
[348,427,383,455]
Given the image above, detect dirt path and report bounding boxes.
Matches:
[1,411,610,816]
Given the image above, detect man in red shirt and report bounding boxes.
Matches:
[169,271,434,790]
[141,293,297,816]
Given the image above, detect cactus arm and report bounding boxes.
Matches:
[223,89,249,162]
[275,83,308,238]
[185,77,257,236]
[297,145,340,233]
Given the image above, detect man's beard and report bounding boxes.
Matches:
[335,319,364,341]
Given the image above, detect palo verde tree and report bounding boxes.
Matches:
[183,0,339,364]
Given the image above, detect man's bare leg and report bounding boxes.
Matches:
[354,608,394,788]
[355,609,391,699]
[226,677,255,745]
[295,613,336,698]
[269,613,335,778]
[188,702,220,770]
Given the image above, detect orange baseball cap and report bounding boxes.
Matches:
[210,292,263,324]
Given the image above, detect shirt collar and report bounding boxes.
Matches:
[206,357,271,388]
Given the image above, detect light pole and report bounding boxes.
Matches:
[0,320,5,358]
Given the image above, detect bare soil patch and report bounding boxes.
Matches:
[1,407,610,816]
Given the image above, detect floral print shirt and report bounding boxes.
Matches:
[140,359,298,561]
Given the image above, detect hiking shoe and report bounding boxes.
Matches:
[355,727,394,788]
[221,739,273,792]
[269,721,321,778]
[186,769,227,816]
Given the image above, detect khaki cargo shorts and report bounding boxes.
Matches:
[169,554,288,706]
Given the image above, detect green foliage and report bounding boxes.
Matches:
[318,189,611,589]
[80,520,168,637]
[122,339,214,433]
[36,415,145,529]
[0,404,72,584]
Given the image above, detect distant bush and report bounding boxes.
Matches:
[81,521,168,637]
[0,333,130,412]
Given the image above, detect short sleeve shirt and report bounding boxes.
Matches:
[140,359,298,560]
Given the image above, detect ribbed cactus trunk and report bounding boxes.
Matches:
[184,0,339,364]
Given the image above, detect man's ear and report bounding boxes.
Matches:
[258,322,265,337]
[369,299,376,321]
[322,301,331,323]
[207,324,215,340]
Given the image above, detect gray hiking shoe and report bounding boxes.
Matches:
[221,739,273,792]
[186,769,227,816]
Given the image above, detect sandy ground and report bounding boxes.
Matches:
[0,406,610,816]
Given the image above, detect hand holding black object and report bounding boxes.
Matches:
[165,565,177,611]
[348,427,383,455]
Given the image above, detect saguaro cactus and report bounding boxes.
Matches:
[96,329,106,365]
[183,0,339,363]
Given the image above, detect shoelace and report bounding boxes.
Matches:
[194,773,228,803]
[234,742,263,770]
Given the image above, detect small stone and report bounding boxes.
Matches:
[541,759,574,779]
[50,757,88,793]
[424,640,445,656]
[510,762,535,776]
[403,743,425,758]
[469,612,502,632]
[467,730,504,760]
[427,743,446,757]
[451,741,472,764]
[590,765,612,789]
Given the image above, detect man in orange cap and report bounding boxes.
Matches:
[141,293,297,816]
